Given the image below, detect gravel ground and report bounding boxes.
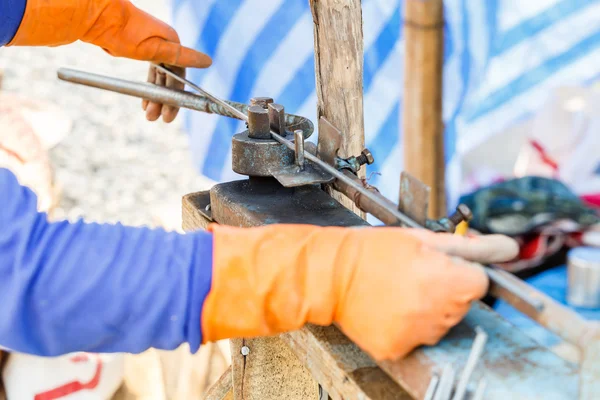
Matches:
[0,0,211,228]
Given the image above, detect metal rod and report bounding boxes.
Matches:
[433,364,455,400]
[57,67,248,120]
[154,64,247,121]
[471,379,487,400]
[294,130,305,170]
[487,268,545,313]
[424,375,440,400]
[488,266,593,349]
[451,326,487,400]
[57,67,315,137]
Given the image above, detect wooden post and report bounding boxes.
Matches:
[402,0,445,218]
[311,0,366,217]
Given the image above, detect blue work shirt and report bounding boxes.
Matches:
[0,167,213,356]
[0,0,26,46]
[1,5,214,356]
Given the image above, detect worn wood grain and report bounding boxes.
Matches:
[402,0,445,218]
[182,191,212,231]
[282,325,411,400]
[311,0,366,218]
[229,337,319,400]
[203,366,233,400]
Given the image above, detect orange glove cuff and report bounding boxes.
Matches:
[201,224,358,343]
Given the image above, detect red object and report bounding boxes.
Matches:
[581,194,600,208]
[34,355,103,400]
[529,139,560,176]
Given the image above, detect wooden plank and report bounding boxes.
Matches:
[182,191,212,231]
[311,0,366,218]
[282,325,411,400]
[402,0,445,218]
[203,366,233,400]
[228,337,319,400]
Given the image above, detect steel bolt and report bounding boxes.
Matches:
[247,105,271,139]
[250,97,274,109]
[268,103,286,136]
[294,130,305,170]
[448,204,473,225]
[241,346,250,356]
[355,149,374,166]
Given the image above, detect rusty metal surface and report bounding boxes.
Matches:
[378,302,579,400]
[333,170,400,225]
[210,178,368,227]
[231,131,295,177]
[271,163,334,187]
[247,105,271,139]
[268,103,286,135]
[317,117,343,167]
[398,171,430,226]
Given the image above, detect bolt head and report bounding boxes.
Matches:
[241,346,250,356]
[361,149,374,165]
[456,203,473,222]
[250,97,274,109]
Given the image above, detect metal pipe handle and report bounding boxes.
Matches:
[56,68,314,139]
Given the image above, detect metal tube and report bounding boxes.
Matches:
[57,67,315,138]
[333,169,404,225]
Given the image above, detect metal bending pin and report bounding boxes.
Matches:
[451,326,488,400]
[432,364,455,400]
[471,379,488,400]
[424,374,440,400]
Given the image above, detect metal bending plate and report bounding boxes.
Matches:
[270,162,335,188]
[398,171,430,225]
[317,117,343,166]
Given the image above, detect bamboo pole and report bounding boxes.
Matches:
[402,0,446,218]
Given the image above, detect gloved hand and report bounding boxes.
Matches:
[201,225,519,361]
[8,0,212,122]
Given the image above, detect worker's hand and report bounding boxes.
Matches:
[201,225,518,361]
[8,0,211,122]
[402,229,519,264]
[142,65,186,123]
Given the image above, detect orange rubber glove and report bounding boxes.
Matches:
[202,225,518,361]
[8,0,212,123]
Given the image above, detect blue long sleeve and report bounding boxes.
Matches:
[0,168,213,356]
[0,0,26,45]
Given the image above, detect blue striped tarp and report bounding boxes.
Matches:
[171,0,600,213]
